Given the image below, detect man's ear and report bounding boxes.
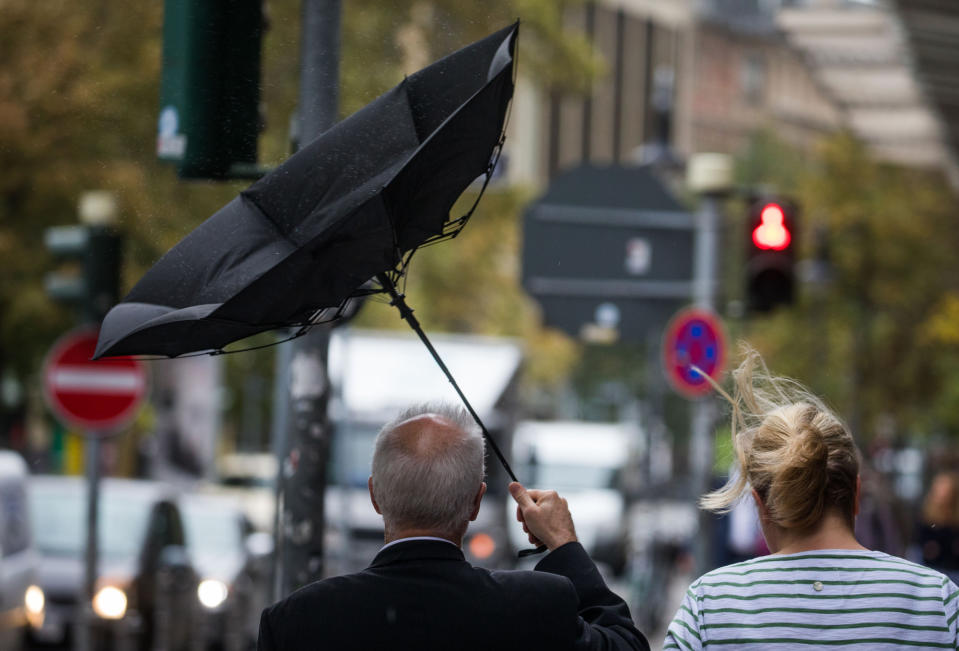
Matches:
[369,476,382,515]
[469,482,487,522]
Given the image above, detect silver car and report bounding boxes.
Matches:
[27,476,198,651]
[180,493,272,651]
[0,451,40,651]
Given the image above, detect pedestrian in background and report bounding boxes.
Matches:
[258,403,648,651]
[664,347,959,650]
[916,470,959,582]
[854,464,905,557]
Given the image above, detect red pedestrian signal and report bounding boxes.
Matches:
[752,203,791,251]
[746,197,797,313]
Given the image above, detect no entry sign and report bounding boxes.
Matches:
[43,328,147,433]
[662,307,726,398]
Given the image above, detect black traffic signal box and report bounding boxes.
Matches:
[746,197,797,313]
[44,225,121,323]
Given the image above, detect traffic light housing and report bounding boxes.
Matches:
[157,0,264,180]
[44,225,121,323]
[746,198,797,312]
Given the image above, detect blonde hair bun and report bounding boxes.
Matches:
[700,346,860,533]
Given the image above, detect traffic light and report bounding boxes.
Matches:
[44,225,121,323]
[746,198,797,312]
[157,0,264,180]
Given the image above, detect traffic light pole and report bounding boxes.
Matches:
[689,193,722,576]
[687,154,731,574]
[73,193,118,651]
[691,192,721,483]
[274,0,341,599]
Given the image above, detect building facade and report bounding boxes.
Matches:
[504,0,937,188]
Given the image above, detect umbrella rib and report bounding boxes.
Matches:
[404,125,508,254]
[388,54,514,264]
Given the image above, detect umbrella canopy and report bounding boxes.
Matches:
[94,23,517,359]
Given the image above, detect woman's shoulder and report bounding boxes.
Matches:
[692,549,953,590]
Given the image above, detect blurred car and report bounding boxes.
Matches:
[510,420,643,576]
[27,476,198,651]
[0,450,40,651]
[181,492,273,651]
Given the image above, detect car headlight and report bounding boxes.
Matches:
[197,579,229,609]
[24,585,44,628]
[92,586,127,620]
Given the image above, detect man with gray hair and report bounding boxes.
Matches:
[258,403,648,650]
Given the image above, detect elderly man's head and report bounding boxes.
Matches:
[369,404,486,541]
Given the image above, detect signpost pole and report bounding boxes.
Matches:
[687,154,732,574]
[690,193,721,483]
[79,434,101,651]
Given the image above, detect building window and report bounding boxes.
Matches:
[741,51,766,103]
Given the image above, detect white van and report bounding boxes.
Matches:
[510,420,643,576]
[0,450,40,650]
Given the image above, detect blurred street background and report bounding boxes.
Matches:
[4,0,959,649]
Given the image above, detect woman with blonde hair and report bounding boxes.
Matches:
[664,348,959,650]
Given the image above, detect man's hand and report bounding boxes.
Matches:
[508,482,577,551]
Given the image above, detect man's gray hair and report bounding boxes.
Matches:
[371,402,486,532]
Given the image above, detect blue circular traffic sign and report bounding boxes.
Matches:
[662,307,726,397]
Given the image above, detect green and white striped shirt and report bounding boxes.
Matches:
[664,549,959,650]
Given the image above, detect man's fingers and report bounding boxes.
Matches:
[510,484,578,552]
[524,488,547,502]
[509,482,536,509]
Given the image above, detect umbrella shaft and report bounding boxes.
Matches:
[376,273,518,483]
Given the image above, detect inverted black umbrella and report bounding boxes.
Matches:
[95,23,535,522]
[97,22,516,359]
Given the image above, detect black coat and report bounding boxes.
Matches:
[257,539,649,650]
